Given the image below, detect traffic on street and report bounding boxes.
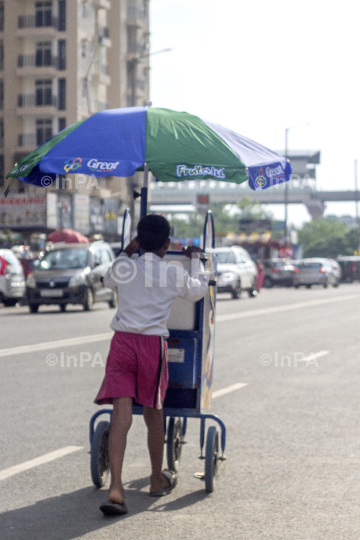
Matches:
[1,283,360,539]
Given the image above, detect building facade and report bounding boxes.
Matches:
[0,0,150,237]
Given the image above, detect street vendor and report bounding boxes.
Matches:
[95,214,209,516]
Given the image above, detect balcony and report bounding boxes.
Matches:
[92,64,111,86]
[98,27,111,47]
[93,0,111,9]
[17,94,58,116]
[17,55,59,77]
[17,15,59,38]
[18,134,37,150]
[127,7,146,20]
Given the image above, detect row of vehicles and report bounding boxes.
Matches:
[1,244,360,310]
[0,242,117,312]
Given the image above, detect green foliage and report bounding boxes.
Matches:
[298,217,359,258]
[169,197,273,238]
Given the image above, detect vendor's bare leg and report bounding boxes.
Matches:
[108,397,133,504]
[143,406,172,493]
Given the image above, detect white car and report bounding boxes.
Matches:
[0,249,26,306]
[209,246,258,299]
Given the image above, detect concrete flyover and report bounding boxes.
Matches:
[150,180,360,219]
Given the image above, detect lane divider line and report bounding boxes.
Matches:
[216,294,360,323]
[2,294,358,359]
[297,350,330,362]
[0,446,84,482]
[212,382,248,398]
[0,333,113,359]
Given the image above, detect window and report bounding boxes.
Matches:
[0,117,3,148]
[0,79,4,110]
[58,40,66,70]
[0,155,3,187]
[58,78,66,110]
[35,79,53,106]
[127,27,138,54]
[58,117,66,132]
[58,0,66,31]
[36,119,52,145]
[35,42,52,67]
[35,2,53,28]
[0,2,4,32]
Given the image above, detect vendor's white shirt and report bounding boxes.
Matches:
[104,252,209,337]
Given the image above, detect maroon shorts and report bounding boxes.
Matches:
[94,331,168,410]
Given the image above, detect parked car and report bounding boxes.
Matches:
[0,249,26,306]
[336,256,360,283]
[328,259,342,282]
[262,258,297,288]
[208,246,257,299]
[110,242,123,258]
[26,241,116,313]
[293,258,340,288]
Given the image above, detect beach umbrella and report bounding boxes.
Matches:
[6,107,291,199]
[47,229,89,243]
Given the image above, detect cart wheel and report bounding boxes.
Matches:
[205,426,219,493]
[90,420,110,487]
[166,417,183,472]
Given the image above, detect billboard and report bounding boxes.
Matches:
[0,195,46,228]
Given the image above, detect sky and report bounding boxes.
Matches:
[149,0,360,226]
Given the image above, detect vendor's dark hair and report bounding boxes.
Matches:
[137,214,170,251]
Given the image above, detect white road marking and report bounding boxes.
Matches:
[0,333,112,358]
[1,295,358,359]
[216,294,360,323]
[0,446,83,481]
[297,350,330,363]
[212,382,248,398]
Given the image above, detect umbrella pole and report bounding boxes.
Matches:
[140,163,149,219]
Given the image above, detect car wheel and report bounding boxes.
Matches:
[333,279,339,288]
[306,284,312,289]
[83,288,94,311]
[108,291,117,309]
[264,276,273,288]
[323,279,328,289]
[3,299,17,307]
[29,303,39,313]
[231,280,241,299]
[294,284,300,289]
[59,304,67,312]
[248,279,258,298]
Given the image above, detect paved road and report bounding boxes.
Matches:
[1,284,360,539]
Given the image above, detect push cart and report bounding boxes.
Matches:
[89,210,226,493]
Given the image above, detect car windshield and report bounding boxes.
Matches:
[272,261,286,268]
[299,262,322,268]
[39,248,89,270]
[213,251,235,264]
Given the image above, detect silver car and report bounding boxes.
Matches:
[209,246,258,299]
[293,258,340,289]
[0,249,26,306]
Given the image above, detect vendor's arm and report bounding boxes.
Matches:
[103,237,140,290]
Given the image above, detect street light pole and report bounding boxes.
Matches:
[284,127,289,245]
[130,48,172,107]
[355,159,360,254]
[283,122,311,248]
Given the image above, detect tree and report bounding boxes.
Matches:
[298,218,354,258]
[169,197,273,238]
